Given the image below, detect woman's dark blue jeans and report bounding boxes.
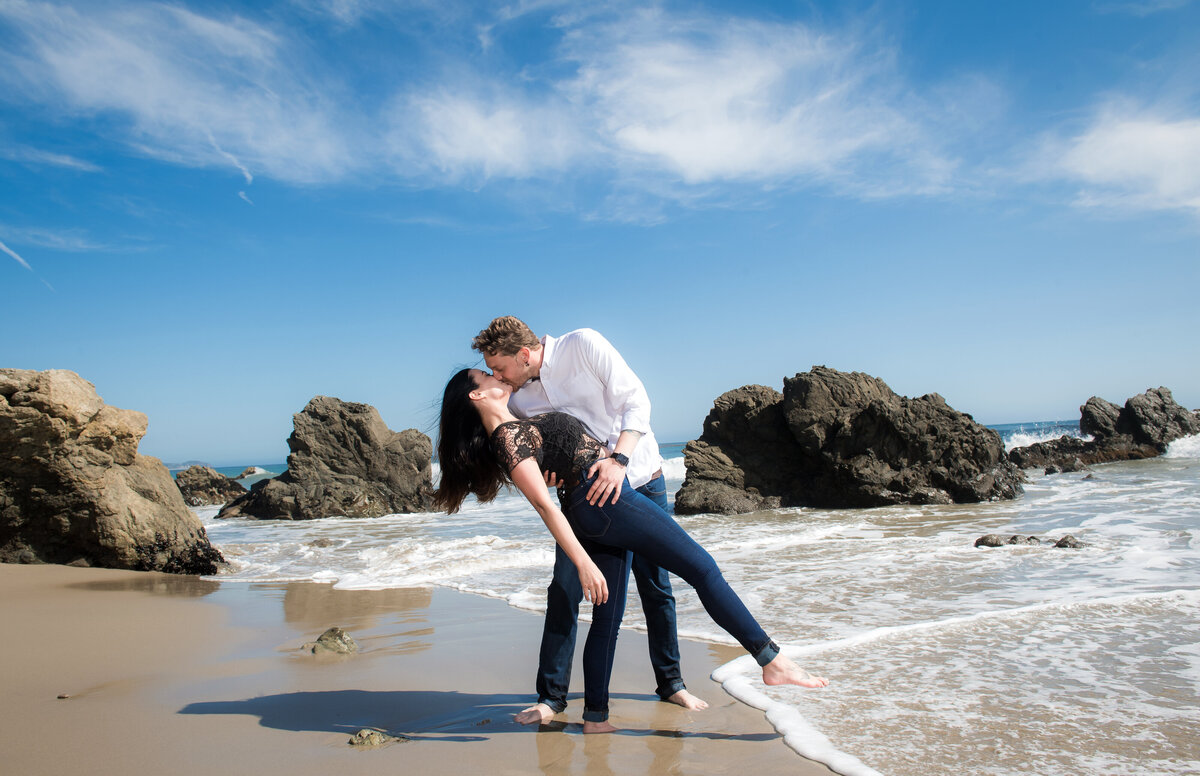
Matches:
[533,474,684,714]
[565,473,780,723]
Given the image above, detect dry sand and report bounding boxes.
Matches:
[1,563,836,775]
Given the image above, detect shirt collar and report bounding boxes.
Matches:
[538,334,558,378]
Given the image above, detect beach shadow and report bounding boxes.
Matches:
[180,689,542,742]
[180,689,779,744]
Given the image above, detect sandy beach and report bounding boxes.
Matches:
[1,563,836,775]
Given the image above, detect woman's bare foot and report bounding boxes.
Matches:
[514,703,556,725]
[762,654,828,688]
[665,689,709,710]
[582,720,617,734]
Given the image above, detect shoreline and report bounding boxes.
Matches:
[1,563,837,775]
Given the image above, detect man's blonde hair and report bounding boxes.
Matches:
[472,316,541,356]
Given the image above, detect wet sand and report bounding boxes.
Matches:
[0,564,836,775]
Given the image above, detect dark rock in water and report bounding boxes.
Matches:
[975,534,1081,548]
[675,367,1024,514]
[1120,387,1200,448]
[1080,397,1121,438]
[1010,387,1198,472]
[217,396,432,520]
[1044,458,1088,475]
[0,369,224,574]
[310,626,358,654]
[175,465,246,506]
[235,467,258,479]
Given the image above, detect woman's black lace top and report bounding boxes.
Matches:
[491,412,606,491]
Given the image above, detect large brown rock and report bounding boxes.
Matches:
[676,366,1024,514]
[217,396,432,520]
[1010,387,1199,471]
[175,465,246,506]
[0,369,224,573]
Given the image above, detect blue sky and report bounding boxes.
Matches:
[3,0,1198,465]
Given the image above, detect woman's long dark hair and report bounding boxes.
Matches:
[433,368,508,514]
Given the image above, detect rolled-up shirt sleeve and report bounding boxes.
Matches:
[577,329,652,435]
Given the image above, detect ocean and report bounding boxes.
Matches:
[194,422,1200,776]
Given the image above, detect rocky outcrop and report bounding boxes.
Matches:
[0,369,224,573]
[974,534,1083,548]
[676,367,1024,514]
[175,465,246,506]
[1009,387,1198,471]
[217,396,432,520]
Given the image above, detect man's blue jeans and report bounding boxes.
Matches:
[534,473,685,714]
[562,473,780,723]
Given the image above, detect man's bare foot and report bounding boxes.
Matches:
[762,654,828,688]
[514,703,556,725]
[664,689,709,710]
[582,720,617,734]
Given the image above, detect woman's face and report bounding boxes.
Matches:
[469,368,512,398]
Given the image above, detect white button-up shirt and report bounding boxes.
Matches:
[508,329,664,489]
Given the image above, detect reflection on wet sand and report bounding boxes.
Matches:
[281,583,432,630]
[70,571,220,598]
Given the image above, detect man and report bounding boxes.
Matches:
[472,316,706,724]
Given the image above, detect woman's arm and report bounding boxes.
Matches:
[509,458,609,604]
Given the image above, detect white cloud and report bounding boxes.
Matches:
[1093,0,1192,16]
[1051,107,1200,214]
[1,2,964,207]
[393,87,588,181]
[402,9,959,197]
[569,15,929,185]
[0,237,33,270]
[0,0,356,184]
[0,142,102,171]
[0,224,109,252]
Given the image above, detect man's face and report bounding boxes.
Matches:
[484,351,534,390]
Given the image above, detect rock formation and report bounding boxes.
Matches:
[217,396,432,520]
[676,366,1024,514]
[0,369,224,573]
[1009,387,1199,471]
[175,465,246,506]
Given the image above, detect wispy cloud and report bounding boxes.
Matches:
[1041,105,1200,215]
[238,190,254,204]
[0,235,55,290]
[0,142,102,171]
[402,9,961,199]
[0,0,356,184]
[1093,0,1193,16]
[0,237,33,270]
[0,224,110,252]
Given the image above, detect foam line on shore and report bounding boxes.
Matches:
[711,587,1200,775]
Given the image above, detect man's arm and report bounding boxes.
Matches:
[578,330,653,506]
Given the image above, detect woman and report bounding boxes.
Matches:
[434,368,827,733]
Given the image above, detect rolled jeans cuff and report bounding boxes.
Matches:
[582,706,609,723]
[753,638,780,668]
[656,679,687,701]
[538,696,568,714]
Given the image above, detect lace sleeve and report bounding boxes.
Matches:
[491,421,543,475]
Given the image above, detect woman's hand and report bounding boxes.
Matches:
[577,559,609,605]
